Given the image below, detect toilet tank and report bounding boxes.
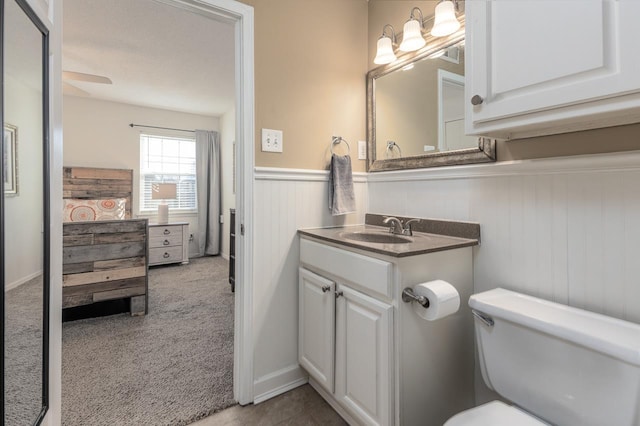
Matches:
[470,288,640,426]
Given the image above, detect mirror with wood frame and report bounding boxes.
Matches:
[367,14,496,172]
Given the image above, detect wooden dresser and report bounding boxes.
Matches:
[148,222,190,266]
[63,219,149,315]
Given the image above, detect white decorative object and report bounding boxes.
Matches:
[152,183,176,224]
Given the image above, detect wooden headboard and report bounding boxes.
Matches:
[63,167,134,219]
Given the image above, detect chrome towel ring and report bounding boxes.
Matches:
[331,136,351,155]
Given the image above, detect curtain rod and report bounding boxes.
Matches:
[129,123,195,133]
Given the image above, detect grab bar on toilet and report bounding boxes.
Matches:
[472,309,494,327]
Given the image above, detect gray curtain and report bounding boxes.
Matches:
[195,130,221,256]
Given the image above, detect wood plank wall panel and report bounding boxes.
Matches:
[252,170,367,386]
[369,164,640,325]
[62,219,148,309]
[63,166,134,218]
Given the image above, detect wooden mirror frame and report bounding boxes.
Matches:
[366,14,496,172]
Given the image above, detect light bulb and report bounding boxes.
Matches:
[374,36,397,65]
[431,1,460,37]
[399,19,425,52]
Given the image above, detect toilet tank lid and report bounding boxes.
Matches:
[469,288,640,366]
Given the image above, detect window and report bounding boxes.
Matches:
[139,134,197,213]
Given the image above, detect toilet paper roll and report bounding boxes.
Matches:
[412,280,460,321]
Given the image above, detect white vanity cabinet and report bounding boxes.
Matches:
[298,236,475,426]
[299,240,394,426]
[299,268,336,393]
[465,0,640,139]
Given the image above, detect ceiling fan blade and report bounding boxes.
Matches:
[63,71,112,84]
[63,81,92,97]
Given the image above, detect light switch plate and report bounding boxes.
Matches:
[261,128,283,153]
[358,141,367,160]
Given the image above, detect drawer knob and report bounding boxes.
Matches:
[321,285,331,293]
[163,240,170,245]
[163,252,170,258]
[163,229,171,235]
[471,95,484,106]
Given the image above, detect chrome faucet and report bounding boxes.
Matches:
[383,216,421,236]
[383,216,403,234]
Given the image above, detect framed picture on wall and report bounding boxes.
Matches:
[3,124,18,195]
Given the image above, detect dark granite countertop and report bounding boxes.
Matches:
[298,224,479,258]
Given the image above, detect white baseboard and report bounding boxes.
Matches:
[253,364,308,404]
[5,270,42,292]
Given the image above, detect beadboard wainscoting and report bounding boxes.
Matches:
[368,151,640,325]
[252,167,368,403]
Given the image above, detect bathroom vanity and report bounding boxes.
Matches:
[298,214,480,426]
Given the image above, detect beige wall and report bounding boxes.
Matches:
[368,1,640,162]
[497,123,640,161]
[239,0,369,172]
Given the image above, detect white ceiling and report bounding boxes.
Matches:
[63,0,235,117]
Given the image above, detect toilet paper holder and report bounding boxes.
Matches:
[402,287,430,308]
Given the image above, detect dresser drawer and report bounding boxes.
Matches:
[150,234,183,248]
[150,246,184,265]
[149,225,183,239]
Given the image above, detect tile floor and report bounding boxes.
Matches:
[191,384,347,426]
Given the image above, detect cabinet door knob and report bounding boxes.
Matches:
[335,291,344,299]
[321,285,331,293]
[163,229,171,235]
[471,95,484,106]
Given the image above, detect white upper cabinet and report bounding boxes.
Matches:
[466,0,640,139]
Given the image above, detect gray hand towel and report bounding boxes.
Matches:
[328,154,356,216]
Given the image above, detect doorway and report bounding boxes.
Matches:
[59,0,254,421]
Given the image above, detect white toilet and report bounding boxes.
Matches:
[445,288,640,426]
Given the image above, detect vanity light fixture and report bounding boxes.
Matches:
[431,0,461,37]
[374,24,398,65]
[399,7,426,52]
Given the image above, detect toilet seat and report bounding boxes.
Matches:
[444,401,550,426]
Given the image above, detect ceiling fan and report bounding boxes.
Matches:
[62,71,112,97]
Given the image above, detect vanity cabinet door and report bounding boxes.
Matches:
[466,0,640,138]
[335,285,393,426]
[298,268,336,393]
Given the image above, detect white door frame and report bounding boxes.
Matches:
[45,1,254,420]
[143,0,256,405]
[437,69,464,152]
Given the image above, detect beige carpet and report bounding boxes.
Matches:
[4,276,44,426]
[62,256,235,426]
